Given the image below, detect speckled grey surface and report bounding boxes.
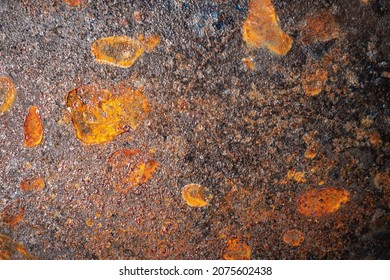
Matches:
[0,0,389,259]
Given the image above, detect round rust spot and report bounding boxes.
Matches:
[0,76,16,115]
[283,229,305,247]
[181,184,212,207]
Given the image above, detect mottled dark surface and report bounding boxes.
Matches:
[0,0,389,259]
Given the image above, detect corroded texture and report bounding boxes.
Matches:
[0,0,389,260]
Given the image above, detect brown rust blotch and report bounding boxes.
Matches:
[181,183,212,207]
[24,106,43,147]
[65,84,150,144]
[243,0,293,55]
[1,203,25,228]
[298,187,349,217]
[302,69,328,96]
[222,238,251,260]
[283,229,305,247]
[107,148,159,193]
[91,35,160,68]
[301,11,339,45]
[0,234,34,260]
[20,177,45,192]
[0,76,16,115]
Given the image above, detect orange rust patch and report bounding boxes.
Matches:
[304,147,317,159]
[368,131,382,146]
[242,57,255,71]
[301,11,339,44]
[91,35,160,68]
[298,187,349,217]
[24,106,43,147]
[107,148,158,193]
[302,69,328,96]
[287,170,306,183]
[0,76,16,115]
[64,0,83,6]
[65,84,149,144]
[222,238,251,260]
[1,203,25,228]
[0,234,34,260]
[181,184,212,207]
[242,0,293,55]
[20,177,45,192]
[283,229,305,246]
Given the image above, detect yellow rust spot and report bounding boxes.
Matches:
[242,57,255,71]
[0,234,34,260]
[298,187,349,217]
[283,229,305,247]
[20,177,45,192]
[65,84,149,144]
[222,238,251,260]
[287,170,306,183]
[242,0,293,55]
[24,106,43,147]
[181,183,212,207]
[91,35,160,68]
[0,76,16,115]
[304,147,317,159]
[302,69,328,96]
[107,148,158,193]
[301,11,339,44]
[86,219,94,227]
[64,0,83,6]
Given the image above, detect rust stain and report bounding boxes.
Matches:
[302,69,328,96]
[91,35,160,68]
[0,234,34,260]
[242,56,256,71]
[107,148,158,193]
[242,0,293,55]
[283,229,305,247]
[301,11,339,44]
[298,187,350,217]
[65,84,149,144]
[181,183,212,207]
[24,105,43,147]
[64,0,83,6]
[0,75,16,115]
[20,177,45,192]
[222,238,251,260]
[1,202,25,228]
[374,170,390,191]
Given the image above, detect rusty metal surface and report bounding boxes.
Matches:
[0,0,389,259]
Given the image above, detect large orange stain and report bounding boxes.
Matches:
[243,0,293,55]
[298,187,349,217]
[65,84,149,144]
